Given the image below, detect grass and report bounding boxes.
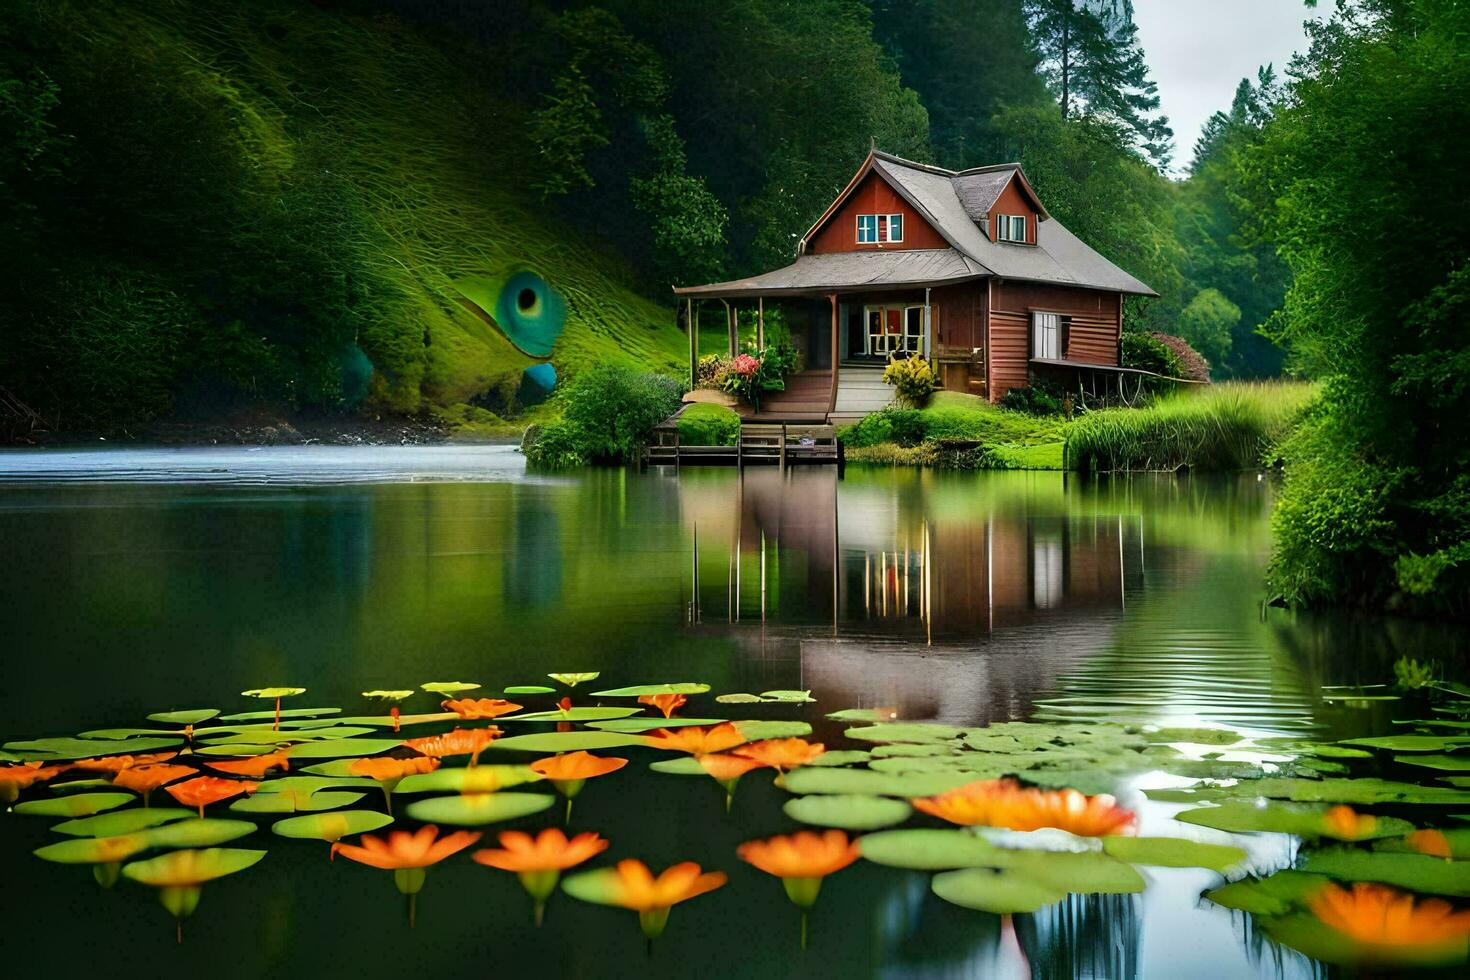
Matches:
[676,403,740,446]
[839,390,1068,468]
[1065,381,1317,472]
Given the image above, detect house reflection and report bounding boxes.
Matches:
[675,467,1143,725]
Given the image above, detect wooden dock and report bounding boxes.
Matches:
[644,422,842,468]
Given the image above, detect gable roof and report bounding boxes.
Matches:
[671,248,987,299]
[798,150,1155,297]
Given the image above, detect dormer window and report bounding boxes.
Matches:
[857,213,903,244]
[996,214,1028,243]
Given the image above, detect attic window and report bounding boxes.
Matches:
[857,213,903,244]
[997,214,1028,243]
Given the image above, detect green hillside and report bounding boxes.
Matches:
[0,0,686,432]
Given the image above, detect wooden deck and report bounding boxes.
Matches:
[644,422,841,468]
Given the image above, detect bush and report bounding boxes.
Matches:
[1151,332,1211,382]
[882,354,935,406]
[1066,381,1315,472]
[676,402,740,446]
[999,384,1064,416]
[695,354,728,389]
[1121,332,1184,377]
[523,364,684,468]
[838,407,927,448]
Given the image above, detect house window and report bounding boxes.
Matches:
[856,213,905,244]
[997,213,1028,243]
[1032,312,1062,359]
[864,304,925,357]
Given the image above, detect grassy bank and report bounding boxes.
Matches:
[839,382,1315,473]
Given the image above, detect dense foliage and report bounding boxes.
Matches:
[522,364,684,467]
[675,403,740,447]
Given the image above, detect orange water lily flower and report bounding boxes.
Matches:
[474,828,610,873]
[1310,881,1470,947]
[1321,805,1378,840]
[738,829,861,922]
[113,763,197,799]
[1405,828,1453,859]
[605,859,726,910]
[72,752,178,773]
[164,776,259,818]
[331,824,482,870]
[530,752,627,783]
[350,755,441,782]
[913,778,1137,837]
[642,722,746,757]
[442,698,522,720]
[403,727,502,766]
[733,738,826,772]
[0,761,67,803]
[639,693,687,719]
[207,751,291,778]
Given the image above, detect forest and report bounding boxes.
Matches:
[0,0,1466,614]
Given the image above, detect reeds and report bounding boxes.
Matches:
[1065,382,1317,472]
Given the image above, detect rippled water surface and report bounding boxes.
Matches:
[1,448,1465,978]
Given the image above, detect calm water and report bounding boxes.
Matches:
[0,447,1465,978]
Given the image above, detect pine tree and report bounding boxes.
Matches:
[1024,0,1172,166]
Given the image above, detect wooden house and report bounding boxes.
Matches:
[674,149,1156,421]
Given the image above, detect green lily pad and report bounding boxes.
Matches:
[859,829,1002,869]
[1176,801,1414,839]
[733,720,813,740]
[219,707,340,722]
[194,743,278,757]
[146,710,219,726]
[1205,870,1331,915]
[242,688,306,699]
[52,778,118,792]
[142,818,257,849]
[122,847,266,887]
[782,766,977,798]
[330,713,459,729]
[808,750,873,767]
[284,738,406,759]
[847,723,966,744]
[229,791,365,814]
[1141,788,1228,803]
[1301,847,1470,896]
[298,760,372,778]
[420,682,481,696]
[760,690,815,703]
[34,834,150,865]
[548,672,599,687]
[1143,727,1243,745]
[403,792,556,826]
[784,794,913,830]
[504,686,556,695]
[587,717,728,732]
[1374,828,1470,859]
[1157,759,1265,780]
[1222,777,1470,805]
[197,729,344,746]
[872,743,956,758]
[1395,753,1470,771]
[648,757,707,776]
[1100,836,1247,871]
[272,810,394,842]
[589,683,711,697]
[2,737,183,761]
[34,816,256,865]
[253,776,379,795]
[826,708,898,722]
[394,766,543,794]
[361,690,414,701]
[503,708,641,722]
[53,808,194,837]
[487,732,645,753]
[715,694,766,704]
[931,867,1066,914]
[13,792,134,817]
[1341,735,1469,752]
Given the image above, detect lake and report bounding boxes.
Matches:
[1,447,1466,978]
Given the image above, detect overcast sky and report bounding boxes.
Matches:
[1132,0,1325,174]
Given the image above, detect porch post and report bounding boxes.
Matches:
[724,300,736,357]
[687,298,697,390]
[827,293,840,419]
[757,296,765,349]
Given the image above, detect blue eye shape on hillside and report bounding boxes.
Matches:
[450,269,567,359]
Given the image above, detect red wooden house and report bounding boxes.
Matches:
[674,149,1155,421]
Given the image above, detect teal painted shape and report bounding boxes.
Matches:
[494,271,566,358]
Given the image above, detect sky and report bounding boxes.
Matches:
[1132,0,1326,174]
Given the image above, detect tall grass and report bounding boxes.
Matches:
[1065,382,1317,472]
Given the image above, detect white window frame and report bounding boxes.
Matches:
[856,214,878,244]
[864,303,926,358]
[1032,311,1061,359]
[886,213,903,243]
[856,213,905,244]
[996,213,1028,243]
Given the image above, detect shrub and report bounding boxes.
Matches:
[719,341,797,410]
[838,407,927,448]
[999,384,1064,416]
[882,354,935,406]
[676,402,740,446]
[1121,332,1184,377]
[695,354,728,389]
[1151,332,1211,382]
[523,364,684,468]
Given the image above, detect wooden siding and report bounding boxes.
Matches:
[808,172,948,254]
[986,176,1038,245]
[987,281,1122,402]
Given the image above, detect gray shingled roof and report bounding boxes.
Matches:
[672,248,986,298]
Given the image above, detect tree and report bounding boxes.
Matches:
[1177,288,1238,368]
[1024,0,1172,167]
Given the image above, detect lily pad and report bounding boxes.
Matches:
[587,717,728,732]
[420,682,481,696]
[1141,788,1228,804]
[715,694,766,704]
[53,808,195,837]
[272,810,394,842]
[872,743,956,758]
[13,792,134,817]
[547,672,599,687]
[219,707,340,722]
[284,738,406,759]
[826,708,898,722]
[931,867,1066,914]
[1341,735,1469,752]
[487,731,645,753]
[1100,836,1247,871]
[1205,870,1331,915]
[784,794,912,830]
[504,686,556,695]
[2,737,183,761]
[649,758,707,776]
[142,818,257,849]
[1143,727,1243,745]
[35,819,254,865]
[241,688,305,699]
[503,707,641,722]
[331,713,459,729]
[807,750,873,767]
[589,683,711,697]
[1301,847,1470,896]
[847,722,965,744]
[1222,777,1470,805]
[360,690,414,701]
[859,829,1002,869]
[394,766,543,794]
[122,847,266,887]
[230,791,366,814]
[733,720,813,740]
[1395,753,1470,771]
[403,792,555,826]
[760,690,815,703]
[1176,801,1414,839]
[1374,828,1470,859]
[253,776,379,795]
[194,743,278,757]
[146,710,220,726]
[782,766,980,798]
